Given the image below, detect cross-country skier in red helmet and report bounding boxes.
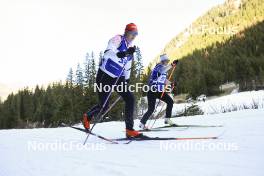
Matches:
[82,23,143,138]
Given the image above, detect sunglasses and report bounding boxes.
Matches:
[128,31,138,36]
[161,60,169,64]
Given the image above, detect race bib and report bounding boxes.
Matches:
[105,58,123,77]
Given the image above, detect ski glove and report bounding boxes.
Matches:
[171,59,179,66]
[126,46,136,55]
[116,51,127,58]
[171,81,177,87]
[116,46,136,58]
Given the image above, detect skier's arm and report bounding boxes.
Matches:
[159,65,172,74]
[116,46,136,58]
[124,57,133,80]
[158,59,179,73]
[105,35,122,55]
[165,79,171,85]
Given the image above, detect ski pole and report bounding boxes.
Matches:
[149,83,175,129]
[101,96,121,118]
[83,59,129,145]
[79,97,121,130]
[161,65,176,98]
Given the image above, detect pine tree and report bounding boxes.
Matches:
[67,68,74,88]
[41,86,55,127]
[83,53,90,88]
[135,47,144,81]
[89,52,97,86]
[142,65,152,86]
[5,93,19,128]
[99,51,104,66]
[33,85,44,126]
[75,63,84,88]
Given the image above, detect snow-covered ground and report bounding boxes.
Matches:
[171,90,264,115]
[1,108,264,176]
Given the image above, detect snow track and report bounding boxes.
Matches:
[1,109,264,176]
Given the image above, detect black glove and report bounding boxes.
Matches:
[171,59,179,66]
[126,46,136,55]
[171,81,176,87]
[116,51,127,58]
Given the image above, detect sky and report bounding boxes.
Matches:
[0,0,225,100]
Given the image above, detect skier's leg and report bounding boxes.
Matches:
[140,91,157,125]
[83,69,112,129]
[159,93,173,118]
[114,78,142,137]
[87,105,100,120]
[117,89,135,130]
[87,90,110,119]
[83,92,103,130]
[118,90,142,137]
[159,92,176,125]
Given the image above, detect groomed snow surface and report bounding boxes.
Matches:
[1,91,264,176]
[173,90,264,115]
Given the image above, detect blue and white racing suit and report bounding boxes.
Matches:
[149,63,172,92]
[99,35,133,80]
[140,63,174,124]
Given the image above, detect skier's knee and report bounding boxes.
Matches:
[167,98,173,108]
[123,93,135,105]
[129,94,135,104]
[148,106,155,114]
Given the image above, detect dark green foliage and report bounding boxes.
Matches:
[0,49,145,129]
[173,20,264,97]
[176,104,204,117]
[146,0,264,97]
[1,0,263,128]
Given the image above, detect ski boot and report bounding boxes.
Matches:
[164,118,178,127]
[139,122,149,131]
[126,129,143,138]
[82,113,91,131]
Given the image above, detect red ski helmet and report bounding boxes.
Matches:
[125,23,138,35]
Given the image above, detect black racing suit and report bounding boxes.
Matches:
[140,63,174,125]
[87,68,135,130]
[140,90,173,125]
